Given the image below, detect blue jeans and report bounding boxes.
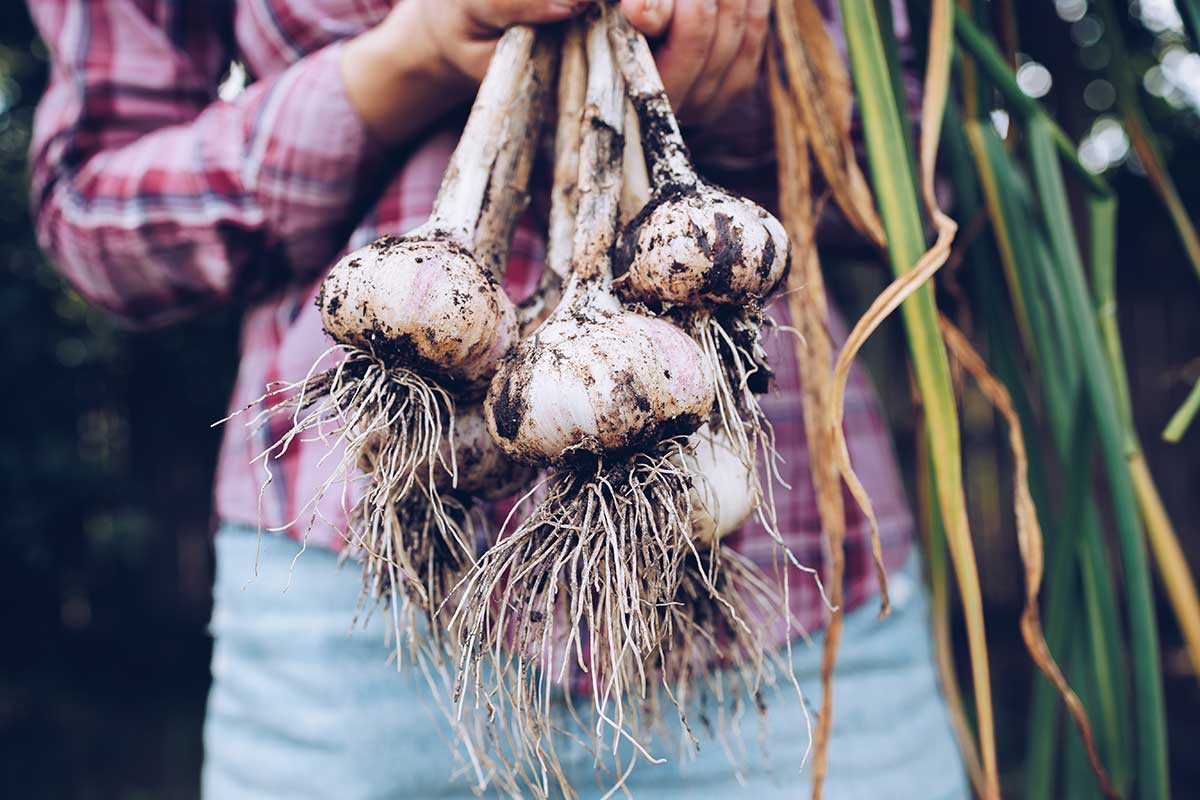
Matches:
[202,523,967,798]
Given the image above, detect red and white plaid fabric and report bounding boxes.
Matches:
[29,0,912,639]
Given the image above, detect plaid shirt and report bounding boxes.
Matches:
[29,0,913,636]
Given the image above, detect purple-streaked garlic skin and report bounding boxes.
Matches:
[683,427,758,544]
[318,235,518,386]
[485,283,716,465]
[614,185,790,308]
[437,404,533,500]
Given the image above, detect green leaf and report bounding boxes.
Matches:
[839,1,999,795]
[1164,378,1200,443]
[1027,117,1169,800]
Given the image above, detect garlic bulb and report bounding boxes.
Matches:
[614,186,789,307]
[685,427,759,543]
[607,12,790,308]
[486,279,715,463]
[437,403,533,500]
[319,237,518,385]
[484,18,715,464]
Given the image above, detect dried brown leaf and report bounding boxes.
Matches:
[773,0,885,247]
[939,316,1119,800]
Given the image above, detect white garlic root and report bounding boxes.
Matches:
[452,9,721,793]
[653,544,786,752]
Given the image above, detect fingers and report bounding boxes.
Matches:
[648,0,719,117]
[467,0,591,34]
[680,0,748,122]
[449,0,591,81]
[621,0,675,37]
[695,0,768,124]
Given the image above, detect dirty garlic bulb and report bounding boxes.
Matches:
[318,27,541,388]
[685,426,759,543]
[436,403,533,500]
[485,21,715,464]
[607,11,789,308]
[487,278,716,463]
[319,236,517,386]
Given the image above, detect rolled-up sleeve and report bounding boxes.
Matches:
[28,0,384,327]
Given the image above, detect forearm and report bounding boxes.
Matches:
[31,41,384,327]
[340,1,477,147]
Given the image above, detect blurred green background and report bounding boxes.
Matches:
[0,1,1197,798]
[0,4,237,797]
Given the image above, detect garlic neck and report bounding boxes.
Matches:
[473,30,558,281]
[606,10,697,190]
[558,272,620,317]
[546,22,587,288]
[568,7,626,284]
[428,26,536,248]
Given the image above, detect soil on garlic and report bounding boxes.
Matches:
[613,185,786,307]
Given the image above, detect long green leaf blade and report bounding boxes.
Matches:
[839,2,999,796]
[1027,117,1169,800]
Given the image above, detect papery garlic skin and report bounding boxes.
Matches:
[438,404,534,500]
[485,284,716,465]
[318,236,518,385]
[614,186,790,308]
[685,428,758,543]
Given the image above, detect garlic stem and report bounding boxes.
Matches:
[568,7,626,284]
[620,97,651,222]
[545,23,587,288]
[606,11,697,189]
[428,26,536,243]
[473,30,558,280]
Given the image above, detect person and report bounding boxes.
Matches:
[28,0,967,796]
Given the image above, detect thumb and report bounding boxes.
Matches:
[621,0,674,38]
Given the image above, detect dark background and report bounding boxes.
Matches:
[0,2,1197,798]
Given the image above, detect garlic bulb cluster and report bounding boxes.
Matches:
[240,9,804,797]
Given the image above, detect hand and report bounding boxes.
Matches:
[343,0,768,147]
[405,0,590,84]
[343,1,585,146]
[621,0,770,126]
